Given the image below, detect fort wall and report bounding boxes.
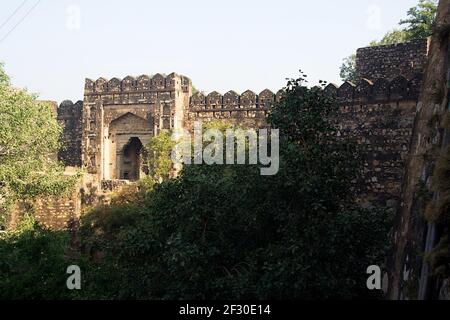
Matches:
[327,78,420,207]
[8,169,82,230]
[356,38,429,81]
[31,38,429,228]
[57,100,83,167]
[81,73,191,182]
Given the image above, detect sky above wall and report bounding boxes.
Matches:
[0,0,419,102]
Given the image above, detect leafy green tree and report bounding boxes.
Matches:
[145,130,176,184]
[370,0,437,47]
[0,215,71,299]
[369,29,409,46]
[0,64,77,227]
[339,54,357,83]
[0,71,391,300]
[399,0,438,39]
[69,73,390,299]
[0,62,8,86]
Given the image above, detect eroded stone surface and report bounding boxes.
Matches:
[26,39,429,236]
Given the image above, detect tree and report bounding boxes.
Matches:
[0,62,8,86]
[399,0,438,39]
[0,72,391,299]
[339,54,357,83]
[369,29,409,46]
[0,64,77,227]
[144,130,176,184]
[58,73,389,299]
[370,0,437,46]
[340,0,438,81]
[0,215,72,299]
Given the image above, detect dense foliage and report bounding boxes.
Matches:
[0,64,78,228]
[0,62,8,86]
[0,215,71,299]
[0,73,391,299]
[339,54,357,83]
[340,0,438,81]
[146,130,176,183]
[397,0,438,40]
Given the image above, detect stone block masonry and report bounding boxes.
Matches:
[8,169,82,230]
[57,100,83,167]
[81,73,192,183]
[316,75,420,207]
[30,38,427,229]
[356,38,429,81]
[31,189,80,230]
[186,89,280,130]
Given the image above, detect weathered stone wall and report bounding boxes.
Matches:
[186,89,280,130]
[356,38,429,81]
[32,189,80,230]
[187,75,421,207]
[25,38,430,230]
[82,73,191,181]
[57,100,83,167]
[8,169,82,230]
[388,0,450,300]
[323,75,421,207]
[338,101,416,207]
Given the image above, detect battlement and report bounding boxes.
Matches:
[38,36,433,230]
[58,99,83,112]
[57,100,83,168]
[323,75,423,105]
[84,72,192,94]
[189,89,286,111]
[189,74,422,113]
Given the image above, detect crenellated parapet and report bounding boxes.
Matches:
[84,72,192,95]
[186,73,422,206]
[37,37,431,230]
[189,74,422,113]
[81,73,192,180]
[189,89,285,111]
[58,100,83,116]
[57,100,83,168]
[323,75,423,105]
[325,75,423,207]
[186,89,280,130]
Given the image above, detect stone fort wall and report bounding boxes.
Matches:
[356,38,429,80]
[21,38,429,229]
[57,100,83,167]
[325,76,421,207]
[82,73,191,183]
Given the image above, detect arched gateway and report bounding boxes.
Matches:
[104,112,154,180]
[120,137,144,181]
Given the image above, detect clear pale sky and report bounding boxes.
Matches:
[0,0,419,102]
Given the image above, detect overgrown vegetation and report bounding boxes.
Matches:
[0,63,78,228]
[141,130,176,189]
[0,215,71,299]
[0,72,391,299]
[339,54,357,83]
[340,0,438,82]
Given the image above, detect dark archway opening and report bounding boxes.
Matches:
[121,137,144,181]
